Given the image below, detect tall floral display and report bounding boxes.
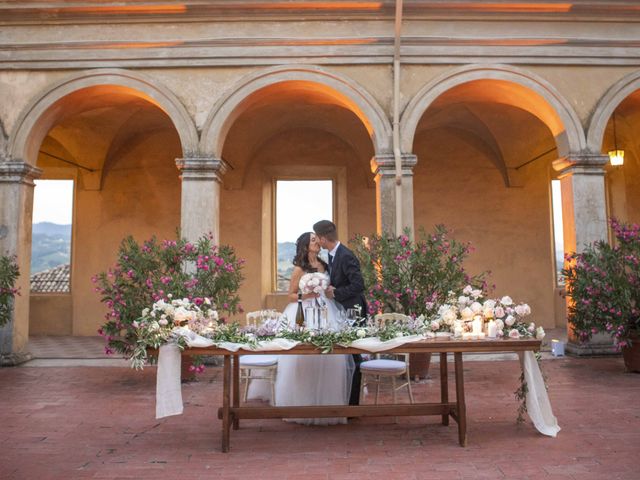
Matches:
[563,218,640,371]
[95,234,244,357]
[0,255,20,327]
[351,225,486,318]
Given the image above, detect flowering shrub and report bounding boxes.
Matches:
[563,218,640,348]
[95,234,244,356]
[0,254,20,327]
[351,225,486,317]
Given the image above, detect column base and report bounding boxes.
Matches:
[1,351,33,366]
[565,340,619,356]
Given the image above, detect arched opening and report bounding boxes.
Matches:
[215,79,378,311]
[599,90,640,226]
[410,78,569,328]
[25,84,183,336]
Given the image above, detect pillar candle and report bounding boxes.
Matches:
[472,316,483,334]
[487,319,497,338]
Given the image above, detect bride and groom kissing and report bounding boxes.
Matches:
[255,220,367,425]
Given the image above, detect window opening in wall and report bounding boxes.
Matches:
[276,179,333,291]
[30,179,74,293]
[551,179,565,285]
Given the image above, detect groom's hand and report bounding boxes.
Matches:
[325,286,336,299]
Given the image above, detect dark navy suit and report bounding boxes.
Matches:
[329,243,367,405]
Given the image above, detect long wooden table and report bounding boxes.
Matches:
[184,338,541,452]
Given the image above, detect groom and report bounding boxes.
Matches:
[313,220,366,406]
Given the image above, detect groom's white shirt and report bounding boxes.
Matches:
[328,241,341,259]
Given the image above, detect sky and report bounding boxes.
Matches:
[30,178,565,258]
[551,179,564,258]
[32,179,74,224]
[276,180,333,243]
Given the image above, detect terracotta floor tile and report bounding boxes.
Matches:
[1,345,638,479]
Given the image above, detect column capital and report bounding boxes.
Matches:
[0,161,42,185]
[175,157,229,182]
[552,153,608,178]
[371,153,417,177]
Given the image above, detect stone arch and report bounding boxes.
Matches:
[9,68,198,165]
[400,64,586,157]
[587,69,640,152]
[200,65,392,157]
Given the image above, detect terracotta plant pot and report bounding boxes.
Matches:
[409,352,432,380]
[622,335,640,373]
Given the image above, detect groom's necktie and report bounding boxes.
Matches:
[328,254,333,272]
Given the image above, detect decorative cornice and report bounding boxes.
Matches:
[175,157,228,182]
[371,153,417,177]
[0,161,43,185]
[3,36,640,69]
[2,2,640,25]
[552,153,608,177]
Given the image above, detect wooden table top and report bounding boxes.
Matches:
[179,337,542,356]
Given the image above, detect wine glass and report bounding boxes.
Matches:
[346,308,359,328]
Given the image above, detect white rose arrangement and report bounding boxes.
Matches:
[431,285,543,340]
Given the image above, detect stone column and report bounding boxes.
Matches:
[0,160,42,365]
[553,153,611,355]
[175,157,228,244]
[371,153,417,235]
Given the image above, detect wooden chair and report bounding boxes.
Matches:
[239,310,279,404]
[359,313,415,404]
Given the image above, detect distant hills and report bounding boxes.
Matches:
[31,222,71,274]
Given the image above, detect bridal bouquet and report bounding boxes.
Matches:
[130,296,219,369]
[299,272,329,296]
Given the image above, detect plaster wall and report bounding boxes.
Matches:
[29,294,72,335]
[524,66,640,128]
[70,129,181,336]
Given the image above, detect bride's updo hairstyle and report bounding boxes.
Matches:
[293,232,327,273]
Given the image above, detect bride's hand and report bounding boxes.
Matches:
[301,292,319,301]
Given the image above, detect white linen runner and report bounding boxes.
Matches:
[518,351,561,437]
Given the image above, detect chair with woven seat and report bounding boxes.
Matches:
[359,313,415,404]
[239,310,280,404]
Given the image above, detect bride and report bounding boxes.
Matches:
[276,232,355,425]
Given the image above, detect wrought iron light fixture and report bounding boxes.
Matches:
[608,111,624,166]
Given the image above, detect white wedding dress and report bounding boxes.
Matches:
[246,276,354,426]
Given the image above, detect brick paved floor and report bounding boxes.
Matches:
[1,355,638,480]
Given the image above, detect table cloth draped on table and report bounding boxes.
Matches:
[155,327,560,438]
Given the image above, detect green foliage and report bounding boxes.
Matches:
[95,234,244,356]
[351,225,486,317]
[563,218,640,348]
[0,254,20,327]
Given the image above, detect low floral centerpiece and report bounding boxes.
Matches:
[130,296,219,369]
[430,286,544,341]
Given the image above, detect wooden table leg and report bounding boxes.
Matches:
[440,352,449,426]
[454,352,467,447]
[232,355,240,430]
[221,354,232,452]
